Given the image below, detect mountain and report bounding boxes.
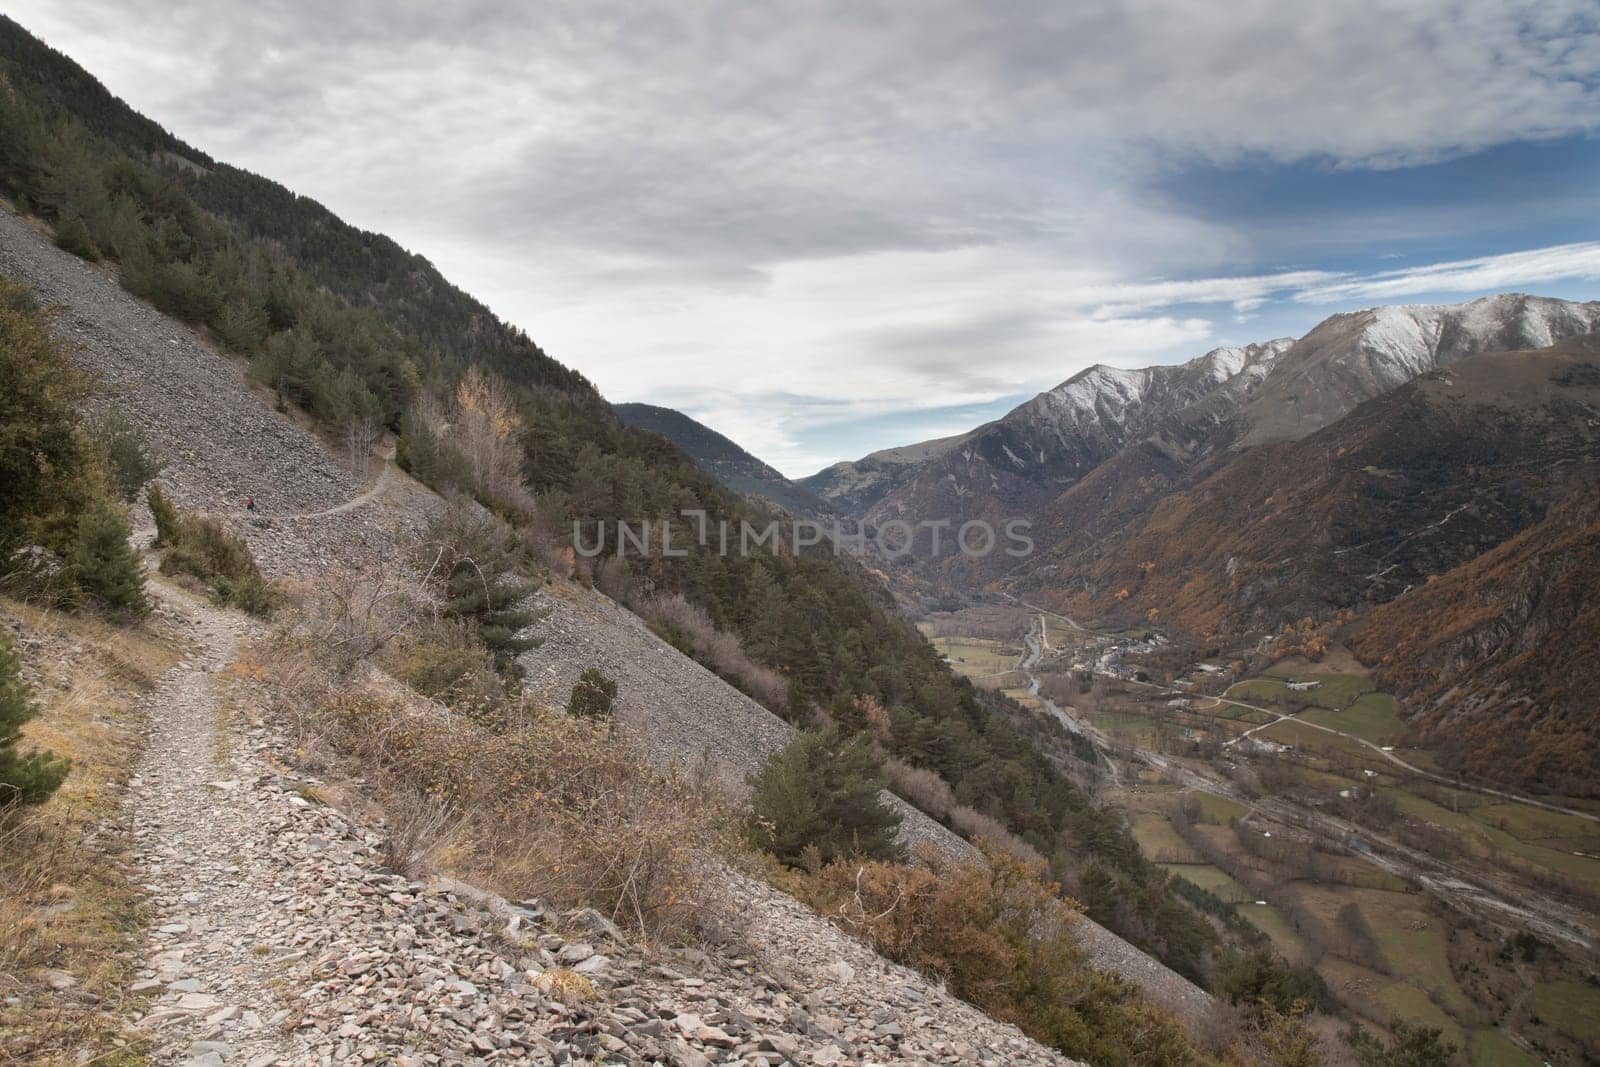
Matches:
[1352,489,1600,798]
[1028,334,1600,636]
[614,403,829,516]
[0,15,1242,1036]
[807,296,1600,597]
[802,339,1294,531]
[1237,293,1600,446]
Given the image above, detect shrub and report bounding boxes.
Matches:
[883,756,956,819]
[1346,1020,1455,1067]
[568,667,618,720]
[66,500,147,615]
[644,594,790,713]
[157,505,273,616]
[747,727,902,865]
[379,618,503,714]
[251,627,731,941]
[0,631,69,808]
[86,408,164,501]
[52,212,100,260]
[790,849,1202,1065]
[1218,949,1335,1019]
[146,484,181,548]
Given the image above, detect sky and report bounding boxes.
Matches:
[9,1,1600,477]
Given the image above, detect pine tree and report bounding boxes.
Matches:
[0,630,69,808]
[427,500,542,674]
[747,727,902,865]
[147,484,181,547]
[52,211,100,261]
[67,500,148,615]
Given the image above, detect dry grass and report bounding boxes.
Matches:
[240,595,741,944]
[0,596,186,1066]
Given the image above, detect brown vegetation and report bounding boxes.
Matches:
[0,595,184,1065]
[787,848,1207,1066]
[244,588,737,942]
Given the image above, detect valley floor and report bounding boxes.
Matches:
[926,596,1600,1065]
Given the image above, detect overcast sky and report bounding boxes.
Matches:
[10,1,1600,475]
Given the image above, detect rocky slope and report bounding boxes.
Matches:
[614,404,829,518]
[122,579,1078,1067]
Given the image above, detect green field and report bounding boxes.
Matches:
[1185,790,1248,824]
[1529,979,1600,1043]
[1389,789,1600,883]
[1258,717,1373,757]
[932,639,1020,678]
[1299,692,1408,743]
[1471,801,1600,844]
[1133,812,1204,863]
[1226,673,1375,709]
[1226,677,1291,704]
[1087,710,1160,746]
[1238,901,1308,962]
[1469,1029,1542,1067]
[1161,862,1252,903]
[1374,982,1465,1051]
[1366,902,1474,1017]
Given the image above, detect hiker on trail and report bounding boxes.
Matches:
[245,496,257,513]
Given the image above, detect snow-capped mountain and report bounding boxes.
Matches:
[802,293,1600,596]
[1239,293,1600,445]
[800,337,1294,529]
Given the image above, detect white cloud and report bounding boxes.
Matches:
[1292,242,1600,304]
[4,0,1597,476]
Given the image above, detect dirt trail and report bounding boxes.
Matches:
[273,454,399,522]
[124,581,292,1066]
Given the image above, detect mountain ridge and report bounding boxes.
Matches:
[614,402,830,517]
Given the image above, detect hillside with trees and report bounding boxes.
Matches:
[0,13,1272,1007]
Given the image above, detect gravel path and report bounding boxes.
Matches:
[121,577,1077,1066]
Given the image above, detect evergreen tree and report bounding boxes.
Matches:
[0,277,95,561]
[67,499,147,615]
[427,500,541,674]
[567,667,617,720]
[1347,1021,1456,1067]
[52,210,99,260]
[87,408,164,501]
[747,727,902,865]
[146,484,181,547]
[0,630,69,808]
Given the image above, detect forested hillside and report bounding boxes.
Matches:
[0,14,1252,991]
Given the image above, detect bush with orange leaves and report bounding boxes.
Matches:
[789,847,1203,1065]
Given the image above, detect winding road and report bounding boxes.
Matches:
[1002,593,1599,825]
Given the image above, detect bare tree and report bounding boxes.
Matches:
[453,367,526,503]
[345,414,378,477]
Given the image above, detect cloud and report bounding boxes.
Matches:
[1292,242,1600,304]
[5,0,1597,475]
